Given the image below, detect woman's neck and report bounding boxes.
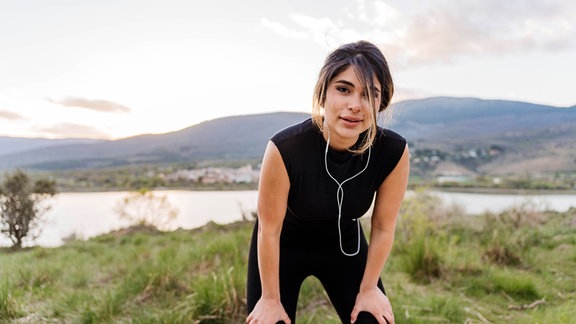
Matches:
[323,130,358,152]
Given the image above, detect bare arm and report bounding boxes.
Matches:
[363,144,409,288]
[247,141,291,324]
[351,144,410,324]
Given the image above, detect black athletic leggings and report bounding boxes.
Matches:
[246,219,385,323]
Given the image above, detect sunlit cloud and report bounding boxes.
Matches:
[261,0,576,67]
[392,87,437,103]
[35,123,111,139]
[0,110,25,120]
[260,17,308,39]
[47,97,132,113]
[289,14,341,46]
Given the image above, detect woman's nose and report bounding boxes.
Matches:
[348,95,363,112]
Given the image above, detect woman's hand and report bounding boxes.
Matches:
[350,287,394,324]
[246,297,291,324]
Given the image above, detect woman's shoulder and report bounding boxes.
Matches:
[270,118,317,145]
[371,127,408,182]
[375,126,406,144]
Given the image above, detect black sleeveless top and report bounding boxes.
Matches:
[271,118,406,227]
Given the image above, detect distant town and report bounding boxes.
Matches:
[163,164,260,185]
[50,142,574,192]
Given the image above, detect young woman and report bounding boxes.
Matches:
[246,40,409,324]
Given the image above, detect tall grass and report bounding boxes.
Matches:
[479,202,546,266]
[394,188,451,282]
[0,192,575,322]
[0,279,18,320]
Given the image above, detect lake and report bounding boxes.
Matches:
[1,190,574,247]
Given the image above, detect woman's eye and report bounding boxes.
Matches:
[362,91,380,99]
[336,87,349,93]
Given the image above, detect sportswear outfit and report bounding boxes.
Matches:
[247,118,406,323]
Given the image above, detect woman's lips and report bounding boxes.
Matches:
[340,116,362,124]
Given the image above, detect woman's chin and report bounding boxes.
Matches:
[338,122,367,134]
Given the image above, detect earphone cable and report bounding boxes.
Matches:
[324,131,371,256]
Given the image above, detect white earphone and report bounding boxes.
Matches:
[323,125,371,256]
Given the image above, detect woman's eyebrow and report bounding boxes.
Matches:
[334,80,356,87]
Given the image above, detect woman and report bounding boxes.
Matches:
[246,40,409,324]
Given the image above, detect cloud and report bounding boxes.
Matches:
[395,1,576,64]
[0,110,25,120]
[289,14,341,45]
[260,0,576,66]
[35,123,111,139]
[47,97,131,113]
[392,87,437,103]
[260,17,308,39]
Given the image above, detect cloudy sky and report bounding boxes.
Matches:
[1,0,575,139]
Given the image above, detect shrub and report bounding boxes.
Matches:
[0,169,56,248]
[480,202,546,267]
[395,188,446,283]
[113,189,178,231]
[483,246,521,266]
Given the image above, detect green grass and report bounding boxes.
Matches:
[1,193,575,323]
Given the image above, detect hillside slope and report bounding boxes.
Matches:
[0,112,308,170]
[0,97,574,175]
[390,97,576,175]
[0,137,105,156]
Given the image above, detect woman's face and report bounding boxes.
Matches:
[323,65,381,150]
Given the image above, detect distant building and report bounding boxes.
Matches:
[437,175,470,184]
[165,165,260,184]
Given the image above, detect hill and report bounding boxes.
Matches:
[0,97,574,177]
[0,137,105,156]
[0,112,307,170]
[391,97,576,176]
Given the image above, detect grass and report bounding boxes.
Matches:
[1,191,575,323]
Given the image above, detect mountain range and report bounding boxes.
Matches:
[1,97,574,176]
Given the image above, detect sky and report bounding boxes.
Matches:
[1,0,575,139]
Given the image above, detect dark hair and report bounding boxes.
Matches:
[312,40,394,153]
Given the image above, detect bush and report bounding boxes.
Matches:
[113,189,179,231]
[395,188,446,282]
[0,169,56,248]
[483,246,521,266]
[480,202,546,267]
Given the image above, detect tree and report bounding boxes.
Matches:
[0,169,56,249]
[113,189,178,231]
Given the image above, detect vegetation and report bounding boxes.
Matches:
[1,190,575,323]
[0,169,56,249]
[31,161,576,193]
[48,161,260,192]
[410,171,576,193]
[114,189,179,231]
